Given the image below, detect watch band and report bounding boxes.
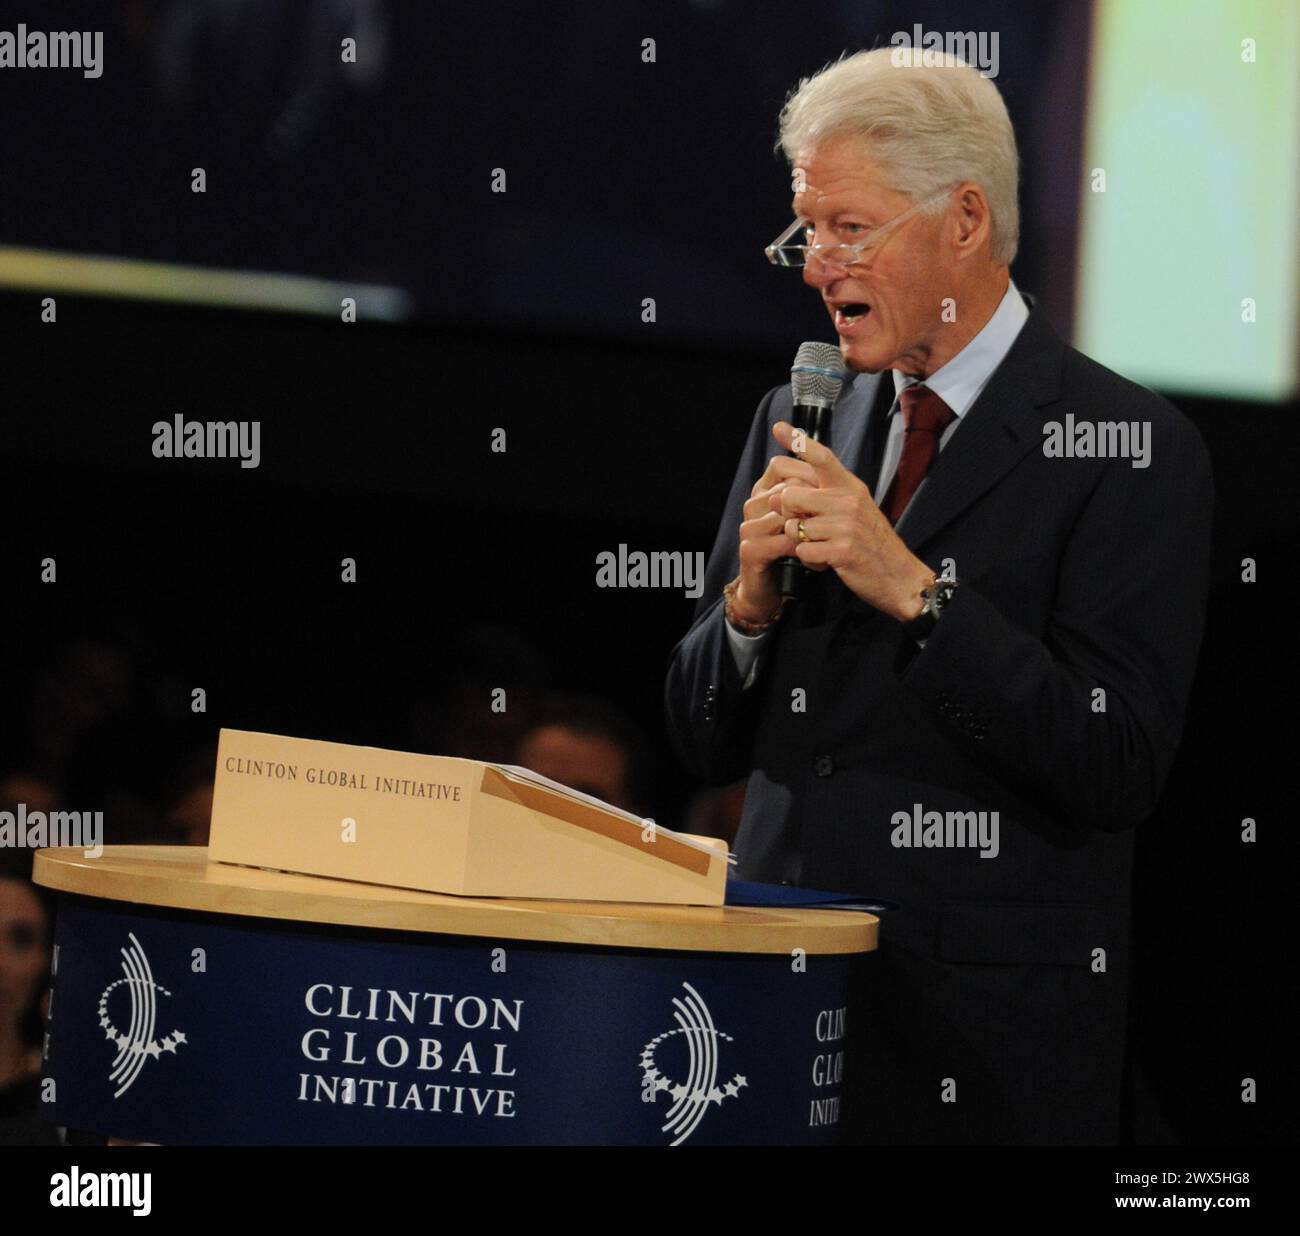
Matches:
[905,575,959,640]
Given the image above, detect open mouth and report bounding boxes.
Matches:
[834,303,871,329]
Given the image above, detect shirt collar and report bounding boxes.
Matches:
[890,279,1030,417]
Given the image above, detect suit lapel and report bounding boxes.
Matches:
[894,304,1065,552]
[829,368,887,481]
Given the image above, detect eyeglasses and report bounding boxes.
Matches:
[765,188,955,269]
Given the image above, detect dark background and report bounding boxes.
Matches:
[0,0,1293,1146]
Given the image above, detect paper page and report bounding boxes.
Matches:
[489,763,736,863]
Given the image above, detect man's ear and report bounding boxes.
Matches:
[951,183,992,259]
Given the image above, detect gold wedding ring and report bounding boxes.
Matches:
[797,520,808,542]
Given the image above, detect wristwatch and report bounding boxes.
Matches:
[905,574,959,640]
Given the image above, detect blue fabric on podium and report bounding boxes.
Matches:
[724,878,897,913]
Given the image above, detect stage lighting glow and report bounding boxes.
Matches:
[1075,0,1298,402]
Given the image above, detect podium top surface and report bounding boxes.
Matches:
[33,846,878,956]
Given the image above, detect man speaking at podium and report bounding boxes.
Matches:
[664,49,1213,1144]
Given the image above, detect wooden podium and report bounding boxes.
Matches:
[35,846,877,1146]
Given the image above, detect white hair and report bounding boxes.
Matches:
[777,48,1020,265]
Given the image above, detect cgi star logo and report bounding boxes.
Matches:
[639,982,746,1145]
[97,933,186,1098]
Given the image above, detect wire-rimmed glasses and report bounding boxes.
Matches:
[765,187,956,269]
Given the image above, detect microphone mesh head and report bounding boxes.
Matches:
[791,342,847,406]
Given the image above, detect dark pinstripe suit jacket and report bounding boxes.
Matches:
[663,299,1214,1144]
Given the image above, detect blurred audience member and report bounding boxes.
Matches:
[0,774,63,819]
[410,626,551,765]
[513,694,654,818]
[0,847,57,1145]
[159,746,217,847]
[11,637,169,846]
[26,638,134,786]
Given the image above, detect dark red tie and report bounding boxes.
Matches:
[882,385,954,525]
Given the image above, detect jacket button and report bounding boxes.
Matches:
[812,755,835,778]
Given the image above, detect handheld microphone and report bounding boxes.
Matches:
[776,342,848,600]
